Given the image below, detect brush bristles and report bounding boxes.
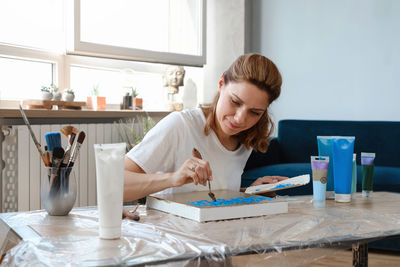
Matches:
[77,131,86,144]
[45,132,62,151]
[60,126,79,136]
[53,147,65,159]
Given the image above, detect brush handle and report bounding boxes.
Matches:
[19,105,47,165]
[66,142,82,169]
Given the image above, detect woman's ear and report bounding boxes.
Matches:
[218,75,224,90]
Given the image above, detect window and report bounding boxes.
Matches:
[0,0,205,107]
[0,0,64,52]
[0,56,53,100]
[70,0,206,66]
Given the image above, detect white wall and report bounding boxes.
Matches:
[251,0,400,123]
[202,0,246,104]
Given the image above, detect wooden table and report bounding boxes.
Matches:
[1,192,399,266]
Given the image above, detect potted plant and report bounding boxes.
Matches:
[40,86,53,100]
[87,84,106,110]
[131,87,142,110]
[63,88,75,102]
[51,84,62,101]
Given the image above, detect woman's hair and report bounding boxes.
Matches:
[204,53,282,152]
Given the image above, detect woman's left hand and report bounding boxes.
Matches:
[249,176,288,198]
[250,176,288,186]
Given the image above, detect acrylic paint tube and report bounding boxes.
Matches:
[351,153,357,198]
[317,136,335,199]
[94,143,126,239]
[311,156,329,208]
[332,137,355,203]
[361,152,375,197]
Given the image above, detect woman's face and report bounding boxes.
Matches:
[215,79,270,138]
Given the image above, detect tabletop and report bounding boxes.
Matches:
[0,192,399,266]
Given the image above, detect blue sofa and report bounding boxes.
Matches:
[242,119,400,251]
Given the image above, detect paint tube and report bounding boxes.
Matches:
[361,152,375,197]
[94,142,126,239]
[332,136,355,203]
[351,153,357,198]
[317,136,335,199]
[311,156,329,208]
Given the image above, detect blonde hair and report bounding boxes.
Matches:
[204,53,282,152]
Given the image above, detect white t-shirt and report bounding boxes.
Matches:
[126,108,252,194]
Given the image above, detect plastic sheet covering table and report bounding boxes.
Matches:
[1,192,400,266]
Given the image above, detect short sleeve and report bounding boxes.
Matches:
[126,112,184,174]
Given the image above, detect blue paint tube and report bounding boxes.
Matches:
[351,153,357,198]
[317,136,335,199]
[311,156,329,208]
[361,152,375,197]
[332,137,355,202]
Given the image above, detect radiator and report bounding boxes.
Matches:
[1,123,123,212]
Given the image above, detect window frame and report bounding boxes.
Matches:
[67,0,207,67]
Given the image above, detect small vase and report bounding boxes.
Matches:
[41,91,53,101]
[63,93,75,102]
[53,92,62,101]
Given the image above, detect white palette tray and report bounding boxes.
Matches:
[244,174,310,195]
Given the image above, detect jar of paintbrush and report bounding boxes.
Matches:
[41,129,84,216]
[41,165,77,216]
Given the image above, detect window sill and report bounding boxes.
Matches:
[0,107,169,119]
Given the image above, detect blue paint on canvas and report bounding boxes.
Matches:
[187,195,272,207]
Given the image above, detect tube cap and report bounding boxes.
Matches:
[99,226,121,240]
[362,190,372,198]
[326,191,335,200]
[335,193,351,203]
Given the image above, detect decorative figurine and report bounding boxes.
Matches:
[163,65,185,111]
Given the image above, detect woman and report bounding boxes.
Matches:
[124,53,286,201]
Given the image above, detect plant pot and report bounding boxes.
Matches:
[132,98,143,110]
[53,92,62,101]
[41,91,53,101]
[63,93,75,102]
[87,96,106,110]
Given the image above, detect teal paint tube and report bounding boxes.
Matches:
[317,136,335,199]
[332,137,355,203]
[311,156,329,208]
[361,152,375,197]
[351,153,357,198]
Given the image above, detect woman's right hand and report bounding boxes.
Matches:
[171,158,212,188]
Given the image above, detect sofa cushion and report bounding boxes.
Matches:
[277,120,400,167]
[357,166,400,185]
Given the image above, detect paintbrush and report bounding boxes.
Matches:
[60,126,78,161]
[60,132,76,168]
[60,126,79,150]
[192,148,216,202]
[18,104,50,166]
[49,146,65,187]
[45,132,62,160]
[64,131,85,191]
[66,131,86,169]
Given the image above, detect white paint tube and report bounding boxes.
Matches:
[94,143,126,239]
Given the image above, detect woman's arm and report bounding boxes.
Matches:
[124,157,212,202]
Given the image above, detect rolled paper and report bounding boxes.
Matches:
[311,156,329,208]
[361,152,375,197]
[317,136,335,199]
[332,137,355,203]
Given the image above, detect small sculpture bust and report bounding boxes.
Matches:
[163,65,185,94]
